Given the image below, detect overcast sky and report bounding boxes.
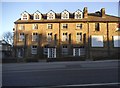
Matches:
[0,0,119,39]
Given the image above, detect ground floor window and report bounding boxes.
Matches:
[31,45,37,54]
[73,48,85,56]
[62,45,68,55]
[17,48,24,58]
[43,47,48,55]
[48,48,56,58]
[113,36,120,47]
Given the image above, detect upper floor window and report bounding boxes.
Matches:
[62,33,68,41]
[47,10,55,20]
[32,33,38,41]
[76,24,82,29]
[116,23,120,31]
[31,45,37,54]
[19,33,25,41]
[76,33,82,43]
[61,10,69,19]
[47,24,52,29]
[19,24,25,30]
[74,10,83,19]
[47,33,52,42]
[33,10,41,20]
[21,11,29,20]
[95,23,100,31]
[33,24,38,29]
[62,24,68,29]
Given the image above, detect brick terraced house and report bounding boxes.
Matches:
[13,7,120,61]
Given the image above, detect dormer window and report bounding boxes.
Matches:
[74,10,83,19]
[21,11,29,20]
[61,10,69,19]
[23,14,27,20]
[47,10,55,20]
[33,10,41,20]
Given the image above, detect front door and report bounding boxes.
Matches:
[48,48,56,58]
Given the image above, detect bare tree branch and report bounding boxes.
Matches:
[2,32,13,45]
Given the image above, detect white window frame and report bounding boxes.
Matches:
[21,11,29,20]
[91,35,104,47]
[73,48,85,56]
[32,33,38,41]
[48,48,56,58]
[74,11,83,19]
[113,36,120,47]
[76,24,82,29]
[47,10,55,20]
[47,33,52,42]
[32,24,38,29]
[33,12,41,20]
[62,24,68,29]
[61,10,69,19]
[43,47,48,55]
[47,24,52,29]
[62,33,68,41]
[31,45,37,54]
[19,33,25,41]
[76,33,82,43]
[62,46,68,55]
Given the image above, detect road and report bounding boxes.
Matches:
[2,60,120,87]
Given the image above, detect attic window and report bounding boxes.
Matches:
[47,12,55,20]
[75,12,82,19]
[62,13,68,19]
[61,11,69,19]
[35,14,39,20]
[23,14,27,20]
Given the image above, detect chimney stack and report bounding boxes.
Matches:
[101,8,105,18]
[83,7,88,18]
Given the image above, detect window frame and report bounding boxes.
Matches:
[76,23,82,29]
[32,33,38,41]
[31,45,37,54]
[76,32,82,43]
[95,23,100,31]
[33,24,38,29]
[47,24,52,29]
[62,45,68,55]
[19,33,25,41]
[113,36,120,47]
[47,33,52,42]
[91,35,104,47]
[62,33,68,41]
[62,24,68,29]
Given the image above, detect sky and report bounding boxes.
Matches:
[0,0,119,39]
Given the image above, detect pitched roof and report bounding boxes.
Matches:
[15,12,120,24]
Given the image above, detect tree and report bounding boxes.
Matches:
[2,32,13,45]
